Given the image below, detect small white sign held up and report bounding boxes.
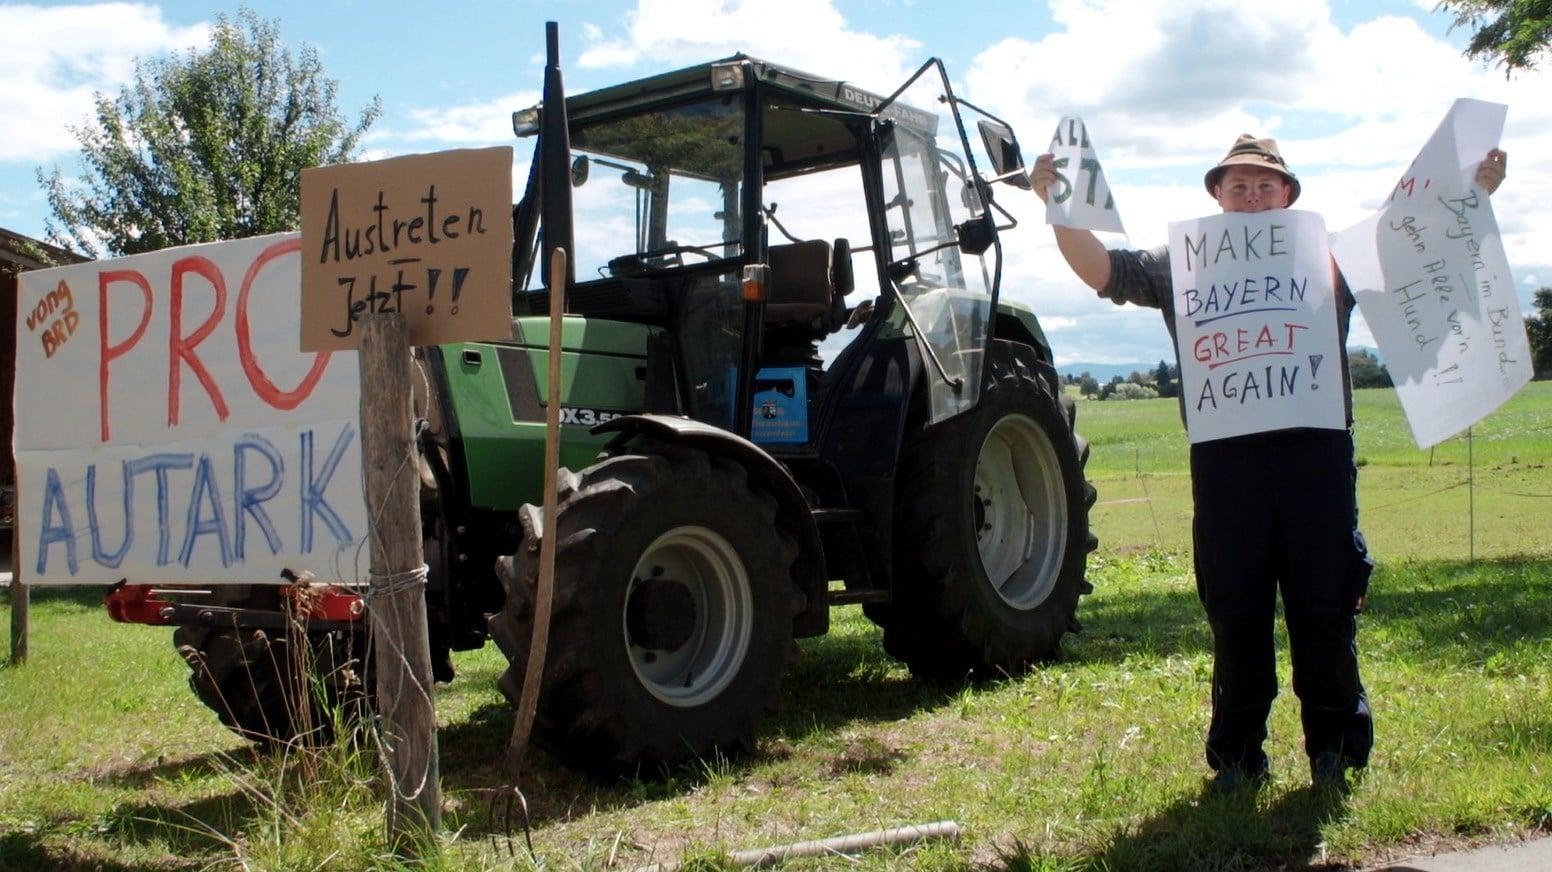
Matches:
[1170,210,1346,443]
[1044,116,1126,235]
[1330,99,1529,448]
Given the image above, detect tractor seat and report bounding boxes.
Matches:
[764,240,834,327]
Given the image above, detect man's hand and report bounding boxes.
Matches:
[1475,148,1507,195]
[1029,152,1059,204]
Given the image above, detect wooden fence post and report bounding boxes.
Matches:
[8,532,24,665]
[357,312,441,845]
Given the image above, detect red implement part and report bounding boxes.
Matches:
[284,585,366,622]
[103,584,364,625]
[104,584,174,624]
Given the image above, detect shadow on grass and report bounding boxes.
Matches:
[0,831,197,872]
[997,783,1351,871]
[0,789,253,871]
[1067,556,1552,668]
[433,622,962,836]
[11,585,108,613]
[100,749,238,790]
[97,790,258,855]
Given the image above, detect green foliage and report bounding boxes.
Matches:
[1152,359,1178,398]
[1348,348,1394,388]
[1438,0,1552,73]
[1527,286,1552,379]
[1109,381,1158,401]
[1077,372,1100,397]
[37,7,380,258]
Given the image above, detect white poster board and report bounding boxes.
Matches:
[1044,116,1126,234]
[1330,99,1529,448]
[14,233,368,584]
[1170,209,1346,443]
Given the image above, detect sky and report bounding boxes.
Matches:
[2,0,1548,366]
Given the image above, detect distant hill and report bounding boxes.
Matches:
[1057,361,1156,382]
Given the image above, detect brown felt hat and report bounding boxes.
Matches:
[1204,134,1301,205]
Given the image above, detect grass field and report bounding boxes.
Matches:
[3,383,1550,870]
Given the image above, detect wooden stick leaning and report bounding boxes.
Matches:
[504,246,566,777]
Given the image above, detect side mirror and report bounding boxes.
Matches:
[978,120,1031,189]
[571,154,590,188]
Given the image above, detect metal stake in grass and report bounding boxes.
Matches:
[634,821,962,871]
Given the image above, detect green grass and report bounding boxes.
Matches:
[3,384,1551,870]
[1074,380,1552,477]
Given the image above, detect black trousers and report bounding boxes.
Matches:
[1189,428,1374,772]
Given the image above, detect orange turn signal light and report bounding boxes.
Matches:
[742,264,770,302]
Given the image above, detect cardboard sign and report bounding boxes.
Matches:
[1330,99,1529,448]
[300,147,514,350]
[14,234,367,584]
[1169,210,1346,443]
[1044,116,1125,235]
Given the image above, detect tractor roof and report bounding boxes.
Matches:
[565,55,939,137]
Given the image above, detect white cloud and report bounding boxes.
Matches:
[961,0,1552,359]
[396,90,541,145]
[0,3,208,162]
[580,0,921,90]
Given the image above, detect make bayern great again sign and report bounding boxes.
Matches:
[1169,209,1346,443]
[14,234,368,584]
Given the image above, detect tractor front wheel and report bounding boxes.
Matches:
[490,438,800,777]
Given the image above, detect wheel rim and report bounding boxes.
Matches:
[624,525,753,707]
[973,413,1068,609]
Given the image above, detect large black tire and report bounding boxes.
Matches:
[490,437,801,777]
[873,341,1096,681]
[174,592,372,746]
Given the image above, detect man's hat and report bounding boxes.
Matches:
[1204,134,1300,204]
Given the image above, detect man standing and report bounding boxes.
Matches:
[1030,135,1508,791]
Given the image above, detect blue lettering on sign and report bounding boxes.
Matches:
[37,468,78,575]
[32,425,357,576]
[300,425,354,554]
[86,463,133,567]
[234,434,285,560]
[181,454,232,568]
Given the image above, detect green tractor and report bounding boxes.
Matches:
[116,30,1097,776]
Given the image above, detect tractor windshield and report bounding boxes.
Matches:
[569,96,746,281]
[877,66,993,424]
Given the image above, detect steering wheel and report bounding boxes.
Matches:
[608,242,727,277]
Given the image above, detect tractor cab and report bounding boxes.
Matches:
[508,55,1036,444]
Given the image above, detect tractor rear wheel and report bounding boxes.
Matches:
[877,342,1095,681]
[174,613,372,746]
[490,438,800,777]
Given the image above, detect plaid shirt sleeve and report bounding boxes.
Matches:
[1100,245,1172,310]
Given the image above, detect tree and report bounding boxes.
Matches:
[1078,372,1100,397]
[1347,349,1394,389]
[38,8,381,257]
[1153,359,1178,398]
[1437,0,1552,74]
[1528,286,1552,380]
